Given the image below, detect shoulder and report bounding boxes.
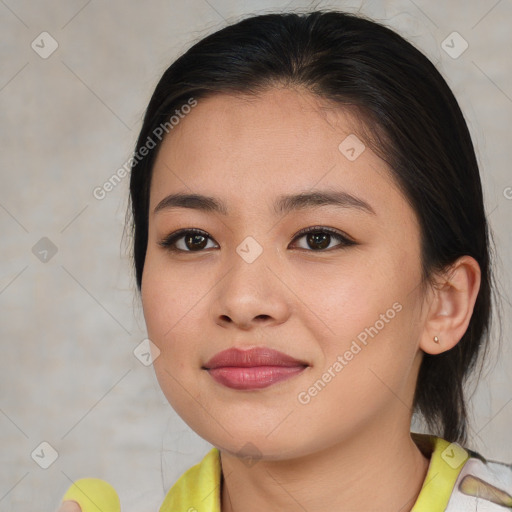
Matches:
[411,433,512,511]
[446,445,512,511]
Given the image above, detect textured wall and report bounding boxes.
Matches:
[1,0,511,510]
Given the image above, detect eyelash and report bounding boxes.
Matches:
[158,226,357,253]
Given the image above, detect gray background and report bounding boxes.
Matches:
[1,0,511,510]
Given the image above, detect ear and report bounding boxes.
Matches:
[420,256,481,355]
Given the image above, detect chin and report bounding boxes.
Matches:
[195,423,313,461]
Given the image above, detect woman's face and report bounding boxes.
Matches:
[141,87,429,459]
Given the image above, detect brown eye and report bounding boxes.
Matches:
[291,226,357,251]
[159,229,217,252]
[306,232,331,250]
[183,232,209,251]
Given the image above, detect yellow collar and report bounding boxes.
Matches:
[411,433,470,511]
[160,434,469,512]
[160,446,222,512]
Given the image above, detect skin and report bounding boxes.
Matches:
[58,502,80,512]
[59,87,481,512]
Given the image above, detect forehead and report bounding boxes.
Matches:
[149,87,406,221]
[159,87,367,155]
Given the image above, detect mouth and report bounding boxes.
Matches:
[202,347,309,390]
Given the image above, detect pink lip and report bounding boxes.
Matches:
[203,347,308,390]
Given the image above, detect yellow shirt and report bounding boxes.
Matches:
[159,433,512,512]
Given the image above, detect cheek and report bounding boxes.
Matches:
[141,263,205,413]
[141,273,174,346]
[307,261,397,343]
[141,255,198,347]
[311,255,422,384]
[140,255,211,393]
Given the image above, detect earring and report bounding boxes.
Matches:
[433,336,440,344]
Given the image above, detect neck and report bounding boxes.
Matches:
[220,417,430,512]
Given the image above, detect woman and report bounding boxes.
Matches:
[59,9,511,512]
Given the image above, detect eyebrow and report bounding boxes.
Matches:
[153,190,376,216]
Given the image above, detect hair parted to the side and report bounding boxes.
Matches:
[126,9,499,446]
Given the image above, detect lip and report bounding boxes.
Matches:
[203,347,308,390]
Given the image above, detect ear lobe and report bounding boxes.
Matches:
[420,255,481,355]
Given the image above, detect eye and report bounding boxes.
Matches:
[158,226,357,253]
[158,228,218,252]
[290,226,357,251]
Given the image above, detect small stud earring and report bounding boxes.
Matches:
[433,336,440,344]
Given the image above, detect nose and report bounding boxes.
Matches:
[212,246,291,330]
